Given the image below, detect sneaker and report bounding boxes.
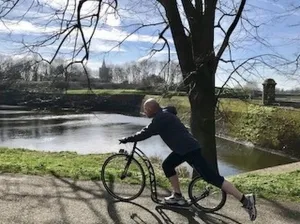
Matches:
[243,194,257,221]
[164,192,187,205]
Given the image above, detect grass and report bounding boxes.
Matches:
[0,147,108,180]
[229,171,300,202]
[217,98,300,154]
[0,147,299,202]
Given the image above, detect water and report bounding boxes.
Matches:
[0,106,296,176]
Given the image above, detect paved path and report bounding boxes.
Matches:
[0,174,299,224]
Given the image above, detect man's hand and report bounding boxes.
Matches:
[119,137,128,144]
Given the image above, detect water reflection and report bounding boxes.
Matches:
[0,106,296,176]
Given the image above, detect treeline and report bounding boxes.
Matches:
[0,56,182,88]
[2,55,299,95]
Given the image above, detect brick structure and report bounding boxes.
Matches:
[262,78,277,105]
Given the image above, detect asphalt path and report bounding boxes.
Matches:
[0,174,299,224]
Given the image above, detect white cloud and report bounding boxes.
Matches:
[46,41,125,53]
[137,55,151,62]
[0,18,170,45]
[40,0,66,9]
[137,49,177,62]
[90,27,173,44]
[0,20,56,34]
[87,60,102,71]
[91,43,125,53]
[106,13,121,27]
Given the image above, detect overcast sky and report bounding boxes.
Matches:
[0,0,299,89]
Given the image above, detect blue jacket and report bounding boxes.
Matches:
[125,106,200,155]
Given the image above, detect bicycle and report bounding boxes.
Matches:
[101,142,227,212]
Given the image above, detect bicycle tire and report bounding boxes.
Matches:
[101,153,146,201]
[188,176,227,212]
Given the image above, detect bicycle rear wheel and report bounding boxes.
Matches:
[188,176,227,212]
[101,154,146,201]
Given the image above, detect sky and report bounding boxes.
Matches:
[0,0,299,89]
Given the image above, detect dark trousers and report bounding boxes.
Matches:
[162,149,225,188]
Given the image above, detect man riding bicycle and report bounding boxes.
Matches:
[119,98,257,221]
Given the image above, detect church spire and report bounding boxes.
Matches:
[102,59,106,69]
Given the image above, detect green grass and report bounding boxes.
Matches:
[217,99,300,153]
[0,147,299,202]
[229,171,300,202]
[0,147,109,180]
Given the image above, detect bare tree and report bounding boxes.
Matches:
[111,65,127,83]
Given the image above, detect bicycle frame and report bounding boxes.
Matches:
[121,142,161,204]
[120,142,207,207]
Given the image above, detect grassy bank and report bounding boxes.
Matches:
[0,147,299,202]
[229,172,300,202]
[218,99,300,156]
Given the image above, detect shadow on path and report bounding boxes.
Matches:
[155,205,243,224]
[108,201,164,224]
[260,196,300,222]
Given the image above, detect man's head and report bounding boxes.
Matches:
[143,98,161,118]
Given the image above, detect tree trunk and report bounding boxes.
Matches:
[189,63,219,174]
[160,0,219,173]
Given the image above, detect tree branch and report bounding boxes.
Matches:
[160,0,194,77]
[149,24,170,56]
[104,21,166,54]
[216,0,246,61]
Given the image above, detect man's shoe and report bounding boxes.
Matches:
[164,192,187,206]
[243,194,257,221]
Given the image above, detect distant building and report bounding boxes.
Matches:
[99,60,112,83]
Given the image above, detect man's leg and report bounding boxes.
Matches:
[221,180,257,221]
[221,180,243,200]
[169,175,181,194]
[185,149,257,221]
[162,152,186,204]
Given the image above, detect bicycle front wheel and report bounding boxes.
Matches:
[188,176,227,212]
[101,154,146,201]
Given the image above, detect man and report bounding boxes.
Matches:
[119,98,257,221]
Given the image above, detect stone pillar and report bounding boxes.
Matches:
[262,79,277,105]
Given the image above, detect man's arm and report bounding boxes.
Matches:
[121,117,160,143]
